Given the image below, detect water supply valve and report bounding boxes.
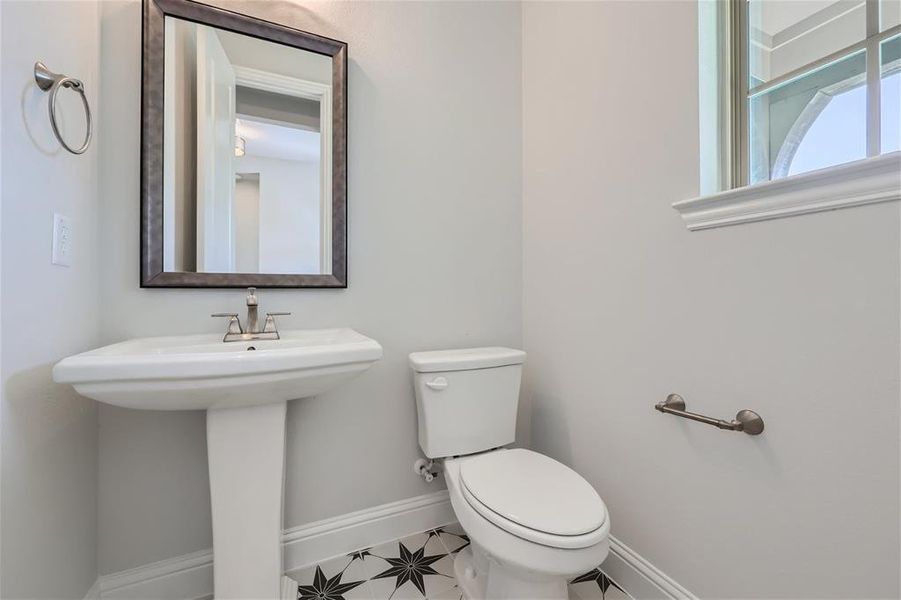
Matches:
[413,458,438,483]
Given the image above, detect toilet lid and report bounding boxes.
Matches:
[460,449,607,537]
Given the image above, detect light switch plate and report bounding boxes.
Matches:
[51,213,72,267]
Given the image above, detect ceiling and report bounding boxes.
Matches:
[234,117,320,163]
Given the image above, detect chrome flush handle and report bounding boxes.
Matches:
[425,377,449,391]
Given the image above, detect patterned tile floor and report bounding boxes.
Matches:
[286,523,630,600]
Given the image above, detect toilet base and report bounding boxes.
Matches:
[453,545,569,600]
[454,547,480,599]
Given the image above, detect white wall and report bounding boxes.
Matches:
[97,0,521,575]
[234,176,261,273]
[216,25,332,86]
[11,4,888,595]
[522,2,899,598]
[234,154,320,274]
[0,1,101,597]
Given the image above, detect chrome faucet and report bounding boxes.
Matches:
[245,287,259,334]
[212,287,291,342]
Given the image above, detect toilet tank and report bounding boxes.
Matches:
[409,347,526,459]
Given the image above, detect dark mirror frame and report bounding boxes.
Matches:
[141,0,347,288]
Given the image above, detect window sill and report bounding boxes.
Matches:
[673,152,901,231]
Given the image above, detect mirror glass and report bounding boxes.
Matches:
[163,16,333,275]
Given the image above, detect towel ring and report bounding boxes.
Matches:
[34,62,92,155]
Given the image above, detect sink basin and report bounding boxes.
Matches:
[52,328,383,410]
[54,327,383,599]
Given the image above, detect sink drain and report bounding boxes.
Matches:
[246,346,256,351]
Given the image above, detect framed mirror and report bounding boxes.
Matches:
[141,0,347,287]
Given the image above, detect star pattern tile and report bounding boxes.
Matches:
[297,565,367,600]
[287,524,629,600]
[569,567,631,600]
[371,541,447,595]
[347,548,373,563]
[432,524,470,555]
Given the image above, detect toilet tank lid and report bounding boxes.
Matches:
[409,347,526,372]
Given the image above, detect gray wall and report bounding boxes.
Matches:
[0,1,101,597]
[8,3,891,594]
[522,2,899,598]
[97,0,522,575]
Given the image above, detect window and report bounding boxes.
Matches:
[703,0,901,191]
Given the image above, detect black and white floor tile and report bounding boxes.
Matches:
[286,524,630,600]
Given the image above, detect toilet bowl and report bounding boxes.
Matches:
[443,450,609,600]
[409,347,610,600]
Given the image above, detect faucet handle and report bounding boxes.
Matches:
[263,312,291,333]
[211,313,243,335]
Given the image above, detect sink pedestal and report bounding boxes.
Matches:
[207,401,287,599]
[52,328,382,599]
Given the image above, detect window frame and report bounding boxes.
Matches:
[677,0,901,231]
[727,0,900,188]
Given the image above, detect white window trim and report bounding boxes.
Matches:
[673,151,901,230]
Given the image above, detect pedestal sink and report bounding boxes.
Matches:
[53,328,382,599]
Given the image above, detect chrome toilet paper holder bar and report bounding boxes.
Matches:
[34,61,93,155]
[655,394,764,435]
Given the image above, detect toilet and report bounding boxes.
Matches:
[410,347,609,600]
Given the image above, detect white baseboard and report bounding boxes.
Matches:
[95,490,693,600]
[83,578,101,600]
[99,548,213,600]
[601,536,697,600]
[282,489,455,570]
[97,490,454,600]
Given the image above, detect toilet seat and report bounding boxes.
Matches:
[459,449,608,549]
